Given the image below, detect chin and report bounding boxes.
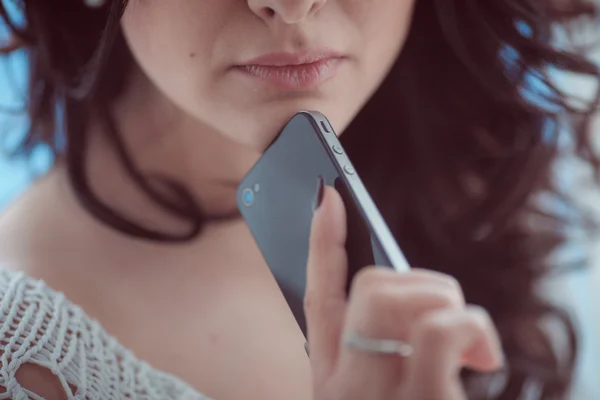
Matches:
[257,97,352,131]
[233,110,352,154]
[196,86,360,151]
[225,72,358,132]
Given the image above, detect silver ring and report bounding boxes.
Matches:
[343,331,413,357]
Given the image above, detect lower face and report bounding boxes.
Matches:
[120,0,416,150]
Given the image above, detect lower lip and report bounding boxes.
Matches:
[235,58,342,90]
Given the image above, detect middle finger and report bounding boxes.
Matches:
[334,268,465,394]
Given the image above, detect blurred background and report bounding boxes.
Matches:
[1,5,599,398]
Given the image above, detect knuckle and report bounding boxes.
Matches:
[469,304,491,319]
[351,266,397,293]
[351,269,402,313]
[444,274,460,288]
[468,305,495,330]
[401,269,465,302]
[361,283,394,312]
[435,274,466,305]
[442,274,463,294]
[418,315,455,346]
[350,266,380,293]
[436,288,463,309]
[303,290,322,315]
[417,269,463,293]
[303,290,344,318]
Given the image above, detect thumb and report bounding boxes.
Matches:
[305,177,349,378]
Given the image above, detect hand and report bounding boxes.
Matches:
[304,183,504,400]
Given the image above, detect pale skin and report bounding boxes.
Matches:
[0,0,503,399]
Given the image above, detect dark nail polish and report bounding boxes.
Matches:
[313,176,324,211]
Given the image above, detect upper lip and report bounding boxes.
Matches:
[238,49,343,67]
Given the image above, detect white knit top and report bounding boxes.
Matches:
[0,268,211,399]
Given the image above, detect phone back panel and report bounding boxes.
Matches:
[238,112,409,336]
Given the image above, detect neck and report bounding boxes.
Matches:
[79,68,262,230]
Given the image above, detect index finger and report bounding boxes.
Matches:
[304,181,349,378]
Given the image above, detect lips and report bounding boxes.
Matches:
[235,50,344,90]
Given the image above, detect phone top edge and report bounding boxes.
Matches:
[237,110,411,273]
[300,112,411,273]
[298,110,327,121]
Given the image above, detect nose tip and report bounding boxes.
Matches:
[277,2,321,24]
[249,0,327,24]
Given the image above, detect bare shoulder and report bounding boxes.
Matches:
[0,168,110,325]
[0,168,96,278]
[0,171,90,397]
[0,177,210,399]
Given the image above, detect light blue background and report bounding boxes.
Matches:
[0,16,598,396]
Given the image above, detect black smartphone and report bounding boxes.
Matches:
[237,111,410,336]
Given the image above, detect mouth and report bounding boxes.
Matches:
[234,50,345,90]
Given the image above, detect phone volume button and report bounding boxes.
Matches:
[332,145,344,155]
[343,165,355,175]
[320,121,331,133]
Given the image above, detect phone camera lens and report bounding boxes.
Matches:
[241,188,254,206]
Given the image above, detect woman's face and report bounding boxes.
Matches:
[121,0,416,149]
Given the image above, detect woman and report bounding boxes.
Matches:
[0,0,597,398]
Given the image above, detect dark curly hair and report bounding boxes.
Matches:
[1,0,599,398]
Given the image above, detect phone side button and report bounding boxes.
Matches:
[343,165,355,175]
[332,145,344,155]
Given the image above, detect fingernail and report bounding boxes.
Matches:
[313,176,324,211]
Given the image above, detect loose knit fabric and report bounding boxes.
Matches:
[0,268,211,400]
